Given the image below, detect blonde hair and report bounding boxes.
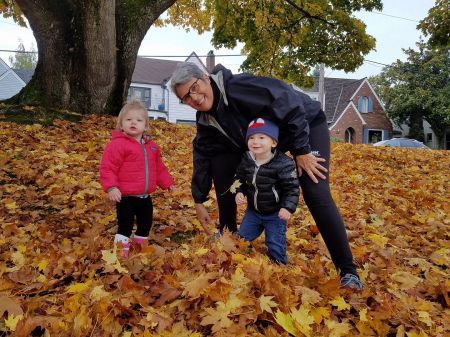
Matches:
[116,99,149,130]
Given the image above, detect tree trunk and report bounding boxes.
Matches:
[12,0,176,115]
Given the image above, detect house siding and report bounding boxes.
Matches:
[0,71,26,100]
[329,106,365,143]
[353,82,392,142]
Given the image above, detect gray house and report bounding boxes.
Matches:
[129,51,212,123]
[0,58,29,100]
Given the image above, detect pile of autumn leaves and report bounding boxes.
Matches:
[0,115,449,337]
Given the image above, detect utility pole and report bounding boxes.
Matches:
[318,63,325,108]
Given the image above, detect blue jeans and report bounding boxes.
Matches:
[239,208,287,264]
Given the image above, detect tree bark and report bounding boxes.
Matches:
[12,0,176,115]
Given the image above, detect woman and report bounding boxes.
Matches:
[170,62,363,290]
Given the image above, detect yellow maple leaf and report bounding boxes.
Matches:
[195,247,208,256]
[291,305,315,337]
[5,313,23,331]
[359,308,368,322]
[37,259,49,272]
[429,248,449,266]
[201,302,233,333]
[367,233,389,248]
[229,180,242,194]
[417,311,433,327]
[16,245,26,253]
[274,310,297,336]
[390,271,422,290]
[102,247,118,264]
[329,296,350,311]
[325,319,351,337]
[90,285,110,301]
[5,200,17,211]
[311,306,330,324]
[66,280,92,293]
[298,286,323,305]
[259,295,278,314]
[406,330,429,337]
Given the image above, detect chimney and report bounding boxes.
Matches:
[206,50,215,73]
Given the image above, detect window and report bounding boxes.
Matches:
[368,130,383,143]
[357,96,373,113]
[426,133,432,142]
[128,87,151,108]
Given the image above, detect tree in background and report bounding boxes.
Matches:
[0,0,382,115]
[418,0,450,48]
[8,39,37,70]
[370,42,450,148]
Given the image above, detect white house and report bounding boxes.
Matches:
[0,58,27,100]
[129,51,213,124]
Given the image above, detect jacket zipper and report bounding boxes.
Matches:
[272,187,279,203]
[142,144,149,195]
[252,165,260,211]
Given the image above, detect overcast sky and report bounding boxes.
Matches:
[0,0,436,79]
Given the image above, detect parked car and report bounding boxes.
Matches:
[373,138,429,148]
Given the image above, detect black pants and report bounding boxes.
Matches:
[212,119,357,276]
[211,152,242,232]
[298,120,357,276]
[116,196,153,238]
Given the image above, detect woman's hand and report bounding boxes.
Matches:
[194,203,213,235]
[235,192,246,205]
[168,185,174,193]
[108,187,122,202]
[278,208,292,221]
[295,153,327,183]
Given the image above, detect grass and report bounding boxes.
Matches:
[0,103,82,125]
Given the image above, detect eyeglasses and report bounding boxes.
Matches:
[181,78,200,103]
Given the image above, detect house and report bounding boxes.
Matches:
[0,58,28,100]
[301,77,393,144]
[129,51,212,123]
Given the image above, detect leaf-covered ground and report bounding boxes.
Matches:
[0,116,449,337]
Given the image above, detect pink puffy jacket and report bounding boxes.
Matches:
[99,131,173,196]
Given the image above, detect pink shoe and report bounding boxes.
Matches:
[120,242,130,258]
[114,234,130,258]
[131,235,147,246]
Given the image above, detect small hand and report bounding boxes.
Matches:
[235,192,246,205]
[194,203,213,235]
[295,153,327,183]
[108,187,122,202]
[278,208,292,221]
[168,185,174,193]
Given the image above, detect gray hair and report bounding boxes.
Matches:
[170,62,205,95]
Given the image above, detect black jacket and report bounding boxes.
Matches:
[192,65,322,203]
[235,150,299,214]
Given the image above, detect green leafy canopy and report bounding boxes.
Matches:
[162,0,382,86]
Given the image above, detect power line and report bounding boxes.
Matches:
[370,11,420,23]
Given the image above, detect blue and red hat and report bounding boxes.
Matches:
[246,118,279,142]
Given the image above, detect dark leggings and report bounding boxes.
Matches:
[211,152,242,232]
[211,119,357,276]
[116,196,153,238]
[298,120,357,276]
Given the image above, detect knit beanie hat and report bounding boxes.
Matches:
[246,118,279,142]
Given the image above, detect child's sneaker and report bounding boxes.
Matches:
[131,235,147,246]
[340,273,363,290]
[114,234,130,258]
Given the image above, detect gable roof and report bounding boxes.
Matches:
[132,57,182,85]
[302,77,365,123]
[13,68,34,84]
[131,51,209,86]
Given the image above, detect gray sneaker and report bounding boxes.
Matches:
[340,273,363,290]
